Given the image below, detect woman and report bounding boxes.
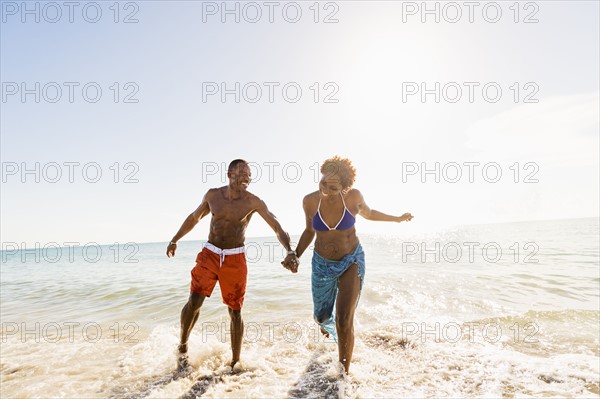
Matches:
[283,156,413,373]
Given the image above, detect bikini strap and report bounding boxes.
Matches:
[339,192,348,210]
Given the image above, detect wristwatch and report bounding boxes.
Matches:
[170,241,177,246]
[287,250,297,256]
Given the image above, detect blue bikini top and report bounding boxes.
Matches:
[312,193,356,231]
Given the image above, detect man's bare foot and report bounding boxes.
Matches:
[320,327,330,338]
[230,358,239,369]
[177,354,190,373]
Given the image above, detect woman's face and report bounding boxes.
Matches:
[319,173,343,197]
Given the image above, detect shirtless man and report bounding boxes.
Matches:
[166,159,298,370]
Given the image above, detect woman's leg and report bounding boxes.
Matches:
[312,267,338,340]
[335,263,361,373]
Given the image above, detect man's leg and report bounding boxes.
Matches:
[179,293,206,354]
[335,263,361,373]
[217,252,247,368]
[228,307,244,367]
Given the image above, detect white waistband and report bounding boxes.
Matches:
[204,242,245,255]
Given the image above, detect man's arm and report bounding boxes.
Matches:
[166,191,212,257]
[255,199,293,253]
[356,189,413,222]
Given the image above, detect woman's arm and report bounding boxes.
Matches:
[356,189,413,222]
[295,195,316,258]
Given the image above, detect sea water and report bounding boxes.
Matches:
[1,218,598,398]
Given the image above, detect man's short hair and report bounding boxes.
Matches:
[228,159,248,173]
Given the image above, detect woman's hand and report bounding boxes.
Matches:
[397,213,414,222]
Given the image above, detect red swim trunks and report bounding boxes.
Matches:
[190,244,247,310]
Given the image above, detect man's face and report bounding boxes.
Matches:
[228,163,252,192]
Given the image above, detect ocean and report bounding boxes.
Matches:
[1,217,598,398]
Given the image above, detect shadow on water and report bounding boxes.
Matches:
[110,367,250,399]
[287,350,341,399]
[179,366,256,399]
[109,367,193,399]
[179,372,224,399]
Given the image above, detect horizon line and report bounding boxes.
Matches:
[1,215,597,250]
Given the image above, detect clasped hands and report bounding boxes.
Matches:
[281,253,299,273]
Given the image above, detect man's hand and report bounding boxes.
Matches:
[281,253,299,273]
[166,242,177,257]
[397,213,414,222]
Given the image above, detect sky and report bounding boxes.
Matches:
[1,0,599,247]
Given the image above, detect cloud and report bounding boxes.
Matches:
[464,92,599,166]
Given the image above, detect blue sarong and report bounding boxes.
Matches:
[311,242,365,342]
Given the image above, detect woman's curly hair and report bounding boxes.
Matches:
[321,156,356,190]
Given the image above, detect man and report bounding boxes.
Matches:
[166,159,299,370]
